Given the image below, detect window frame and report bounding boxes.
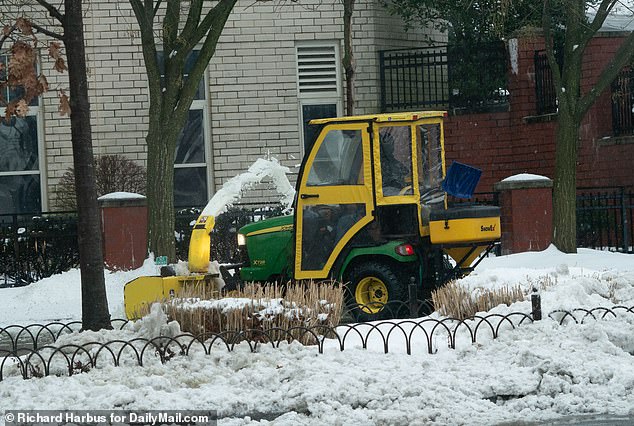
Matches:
[0,52,47,214]
[295,42,343,158]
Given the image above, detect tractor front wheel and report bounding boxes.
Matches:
[345,261,406,321]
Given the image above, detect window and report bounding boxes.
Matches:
[307,129,363,186]
[158,50,211,207]
[379,126,413,196]
[417,124,445,224]
[296,43,343,154]
[0,54,44,216]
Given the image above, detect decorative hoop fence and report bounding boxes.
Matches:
[1,305,633,381]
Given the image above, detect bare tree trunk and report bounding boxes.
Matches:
[64,0,111,330]
[343,0,355,116]
[552,103,578,254]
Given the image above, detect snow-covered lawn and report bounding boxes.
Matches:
[1,246,634,425]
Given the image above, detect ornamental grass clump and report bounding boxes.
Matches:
[432,280,524,320]
[163,281,344,345]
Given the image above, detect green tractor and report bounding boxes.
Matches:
[125,111,500,320]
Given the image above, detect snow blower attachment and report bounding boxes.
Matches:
[125,111,501,321]
[123,214,222,319]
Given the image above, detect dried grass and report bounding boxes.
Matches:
[432,280,525,320]
[163,280,344,345]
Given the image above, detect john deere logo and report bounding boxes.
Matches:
[481,224,496,232]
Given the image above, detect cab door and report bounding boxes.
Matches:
[295,123,373,279]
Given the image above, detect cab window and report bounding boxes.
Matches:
[307,129,363,186]
[379,126,413,196]
[417,124,445,223]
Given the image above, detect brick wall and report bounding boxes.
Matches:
[445,33,634,193]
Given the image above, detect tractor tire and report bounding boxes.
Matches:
[345,261,407,322]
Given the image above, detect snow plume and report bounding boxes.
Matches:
[201,157,295,217]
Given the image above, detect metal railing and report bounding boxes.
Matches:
[1,304,632,380]
[379,42,508,113]
[0,212,79,287]
[1,188,629,288]
[577,187,633,253]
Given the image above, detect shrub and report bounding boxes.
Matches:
[432,280,524,319]
[54,154,146,210]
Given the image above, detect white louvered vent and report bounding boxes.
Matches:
[296,45,338,94]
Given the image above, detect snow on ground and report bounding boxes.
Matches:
[1,247,634,425]
[0,257,159,324]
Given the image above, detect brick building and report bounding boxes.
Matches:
[0,0,439,215]
[444,31,634,193]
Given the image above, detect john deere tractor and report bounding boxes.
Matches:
[125,111,500,320]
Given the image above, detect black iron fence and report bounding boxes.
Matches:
[577,187,633,253]
[448,191,499,207]
[0,204,284,288]
[0,190,630,287]
[0,212,79,287]
[611,67,634,136]
[379,42,508,113]
[1,305,632,380]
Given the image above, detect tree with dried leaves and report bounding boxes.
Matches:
[128,0,238,262]
[1,2,111,331]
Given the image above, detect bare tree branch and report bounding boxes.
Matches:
[0,24,17,51]
[31,21,63,40]
[33,0,65,24]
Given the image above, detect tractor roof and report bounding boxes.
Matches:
[309,111,447,125]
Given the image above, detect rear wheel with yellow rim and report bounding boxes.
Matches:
[345,261,406,321]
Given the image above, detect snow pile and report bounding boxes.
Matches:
[501,173,551,182]
[457,246,634,315]
[0,256,159,325]
[201,157,295,218]
[127,303,181,339]
[97,192,146,201]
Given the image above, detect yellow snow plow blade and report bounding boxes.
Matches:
[124,213,219,319]
[124,274,221,319]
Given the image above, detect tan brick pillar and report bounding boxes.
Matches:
[98,193,148,270]
[494,176,553,255]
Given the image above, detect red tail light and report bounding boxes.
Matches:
[395,243,415,256]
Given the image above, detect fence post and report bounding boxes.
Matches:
[11,214,22,284]
[621,187,629,253]
[531,287,542,321]
[494,176,553,254]
[379,51,386,112]
[408,276,418,318]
